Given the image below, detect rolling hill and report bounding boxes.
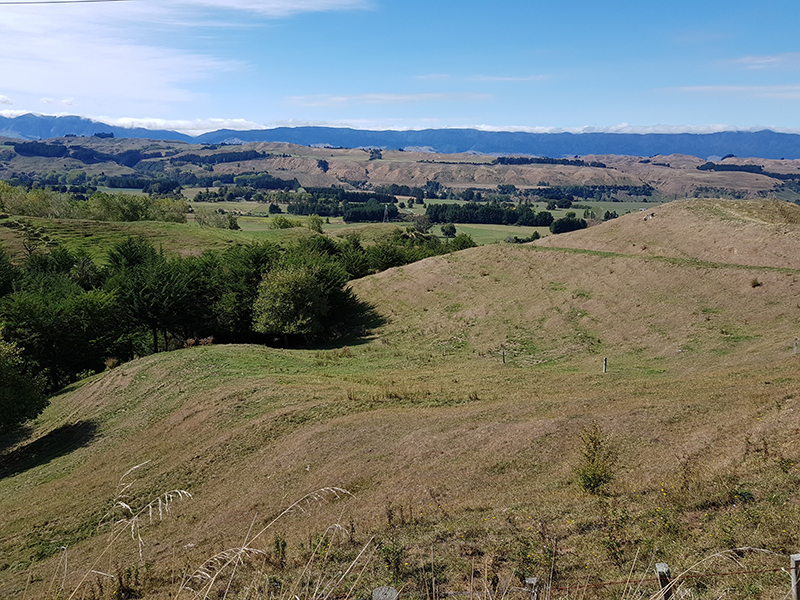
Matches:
[1,199,799,599]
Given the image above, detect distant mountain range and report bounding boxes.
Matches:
[3,113,800,159]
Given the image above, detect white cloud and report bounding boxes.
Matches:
[0,95,11,105]
[286,92,492,107]
[173,0,370,17]
[96,116,267,135]
[731,53,800,70]
[0,0,369,119]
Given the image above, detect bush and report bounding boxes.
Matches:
[441,223,456,238]
[269,215,302,229]
[575,421,616,495]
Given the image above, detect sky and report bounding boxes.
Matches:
[1,0,799,135]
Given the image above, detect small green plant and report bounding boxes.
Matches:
[274,533,287,568]
[574,421,616,496]
[379,541,406,581]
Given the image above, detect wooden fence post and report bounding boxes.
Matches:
[791,554,800,600]
[656,563,672,600]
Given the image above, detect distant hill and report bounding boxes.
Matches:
[4,113,800,159]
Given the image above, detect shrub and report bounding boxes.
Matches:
[307,214,324,234]
[269,215,301,229]
[575,421,616,495]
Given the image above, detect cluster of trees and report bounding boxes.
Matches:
[342,199,399,222]
[170,150,272,166]
[494,156,607,168]
[521,185,655,202]
[0,228,477,429]
[373,184,425,200]
[549,212,588,234]
[425,202,554,226]
[0,183,189,222]
[697,162,800,181]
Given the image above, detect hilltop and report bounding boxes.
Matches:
[1,199,799,599]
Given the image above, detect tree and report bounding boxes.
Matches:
[108,246,203,353]
[252,253,350,345]
[550,212,588,234]
[307,214,324,234]
[0,331,46,434]
[413,214,432,234]
[252,266,329,343]
[441,223,456,238]
[0,245,20,298]
[0,278,122,391]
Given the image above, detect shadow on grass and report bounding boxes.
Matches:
[0,420,98,480]
[324,296,388,348]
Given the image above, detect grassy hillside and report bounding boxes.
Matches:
[4,136,800,200]
[1,200,800,599]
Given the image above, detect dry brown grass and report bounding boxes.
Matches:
[2,199,800,599]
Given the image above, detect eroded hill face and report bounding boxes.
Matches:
[2,200,800,600]
[3,136,800,199]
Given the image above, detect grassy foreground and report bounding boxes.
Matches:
[1,199,800,599]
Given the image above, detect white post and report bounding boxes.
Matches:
[791,554,800,600]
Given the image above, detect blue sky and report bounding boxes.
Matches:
[1,0,799,134]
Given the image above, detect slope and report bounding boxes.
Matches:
[1,200,799,599]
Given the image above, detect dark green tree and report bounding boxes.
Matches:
[0,332,47,434]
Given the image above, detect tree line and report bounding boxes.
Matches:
[425,202,555,226]
[0,182,188,222]
[0,229,476,431]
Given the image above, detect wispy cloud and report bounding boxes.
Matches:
[286,92,492,107]
[467,75,548,82]
[673,84,800,99]
[97,116,267,134]
[173,0,370,17]
[730,52,800,70]
[0,0,369,117]
[0,95,12,105]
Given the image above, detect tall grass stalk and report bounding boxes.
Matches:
[66,462,192,600]
[178,487,353,599]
